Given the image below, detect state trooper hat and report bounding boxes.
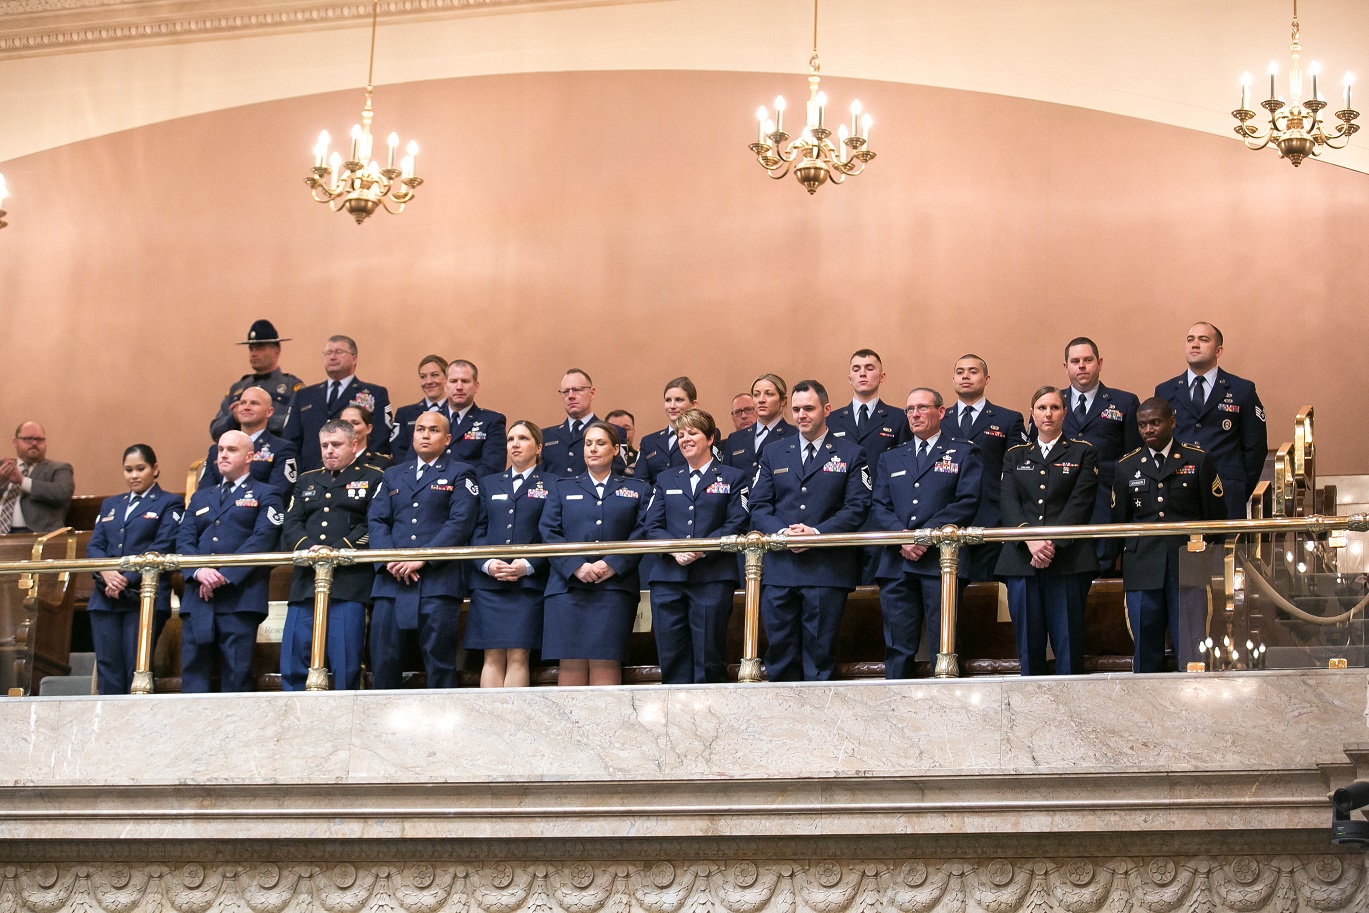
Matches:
[238,319,291,345]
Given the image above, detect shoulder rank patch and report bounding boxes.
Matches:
[1213,475,1224,498]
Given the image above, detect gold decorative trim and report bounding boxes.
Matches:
[0,0,653,57]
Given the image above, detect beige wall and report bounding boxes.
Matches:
[2,69,1367,494]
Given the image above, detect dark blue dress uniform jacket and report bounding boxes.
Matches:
[642,462,751,585]
[368,456,481,601]
[1058,384,1141,525]
[389,400,442,464]
[1110,443,1227,590]
[1155,369,1268,511]
[199,431,298,493]
[827,400,910,472]
[995,439,1100,577]
[634,428,724,487]
[176,479,284,620]
[209,368,305,440]
[540,419,628,478]
[283,461,386,604]
[870,437,983,578]
[539,474,652,597]
[283,378,392,472]
[956,401,1027,529]
[749,436,871,589]
[723,419,797,478]
[469,470,552,593]
[86,485,184,614]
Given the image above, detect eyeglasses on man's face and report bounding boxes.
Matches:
[558,386,592,397]
[16,436,45,444]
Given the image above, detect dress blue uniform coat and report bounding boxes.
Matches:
[176,478,284,692]
[995,438,1100,675]
[209,368,305,440]
[749,434,871,681]
[828,398,912,582]
[415,404,508,479]
[642,461,751,683]
[1111,442,1227,672]
[541,417,627,478]
[1059,385,1142,527]
[199,430,298,493]
[634,428,724,487]
[870,435,983,678]
[723,419,797,478]
[283,377,392,472]
[1155,369,1267,518]
[539,473,651,662]
[949,400,1027,580]
[389,399,443,464]
[466,469,552,650]
[280,460,386,690]
[85,485,184,694]
[367,455,481,688]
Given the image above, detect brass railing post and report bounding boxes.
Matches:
[934,524,979,679]
[128,552,175,695]
[301,548,340,691]
[724,531,783,683]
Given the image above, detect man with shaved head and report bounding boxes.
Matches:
[176,430,285,692]
[198,385,298,492]
[0,421,74,535]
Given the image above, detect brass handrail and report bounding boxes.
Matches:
[0,513,1364,693]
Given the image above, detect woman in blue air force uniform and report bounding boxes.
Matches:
[539,421,652,687]
[85,444,185,694]
[467,420,552,688]
[642,408,750,684]
[995,386,1100,676]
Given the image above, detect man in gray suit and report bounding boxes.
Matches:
[0,422,75,534]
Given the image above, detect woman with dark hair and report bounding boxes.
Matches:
[340,404,393,468]
[467,420,552,688]
[642,408,751,683]
[539,421,652,686]
[996,386,1100,676]
[723,373,796,476]
[85,444,185,694]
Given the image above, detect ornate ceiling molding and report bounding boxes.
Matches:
[0,0,650,56]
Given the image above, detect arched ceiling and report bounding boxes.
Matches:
[1,0,1367,174]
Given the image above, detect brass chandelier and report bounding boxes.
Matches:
[1232,0,1358,166]
[749,0,875,194]
[305,0,422,223]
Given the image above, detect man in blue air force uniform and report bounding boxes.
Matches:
[368,412,481,689]
[199,386,298,492]
[421,359,507,479]
[284,334,392,473]
[176,430,285,693]
[749,379,871,682]
[1154,321,1267,520]
[541,368,624,477]
[871,387,983,679]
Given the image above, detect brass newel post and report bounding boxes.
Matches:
[129,552,175,695]
[300,548,342,692]
[725,530,781,683]
[934,524,977,679]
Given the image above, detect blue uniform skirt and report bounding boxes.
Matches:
[542,589,638,662]
[465,588,544,650]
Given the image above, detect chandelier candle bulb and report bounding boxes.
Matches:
[329,151,342,174]
[1345,72,1354,112]
[1241,73,1251,110]
[816,91,827,129]
[406,140,418,176]
[861,112,872,141]
[387,133,398,170]
[774,96,786,135]
[837,124,849,160]
[850,99,862,136]
[756,106,769,144]
[1310,61,1320,100]
[1269,61,1279,101]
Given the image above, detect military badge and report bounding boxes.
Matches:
[822,457,848,473]
[614,487,641,499]
[268,506,284,526]
[351,391,376,412]
[705,481,731,495]
[1222,419,1233,431]
[465,479,480,496]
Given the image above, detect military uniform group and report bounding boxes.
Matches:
[84,320,1268,694]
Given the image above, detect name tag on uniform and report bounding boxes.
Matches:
[1129,478,1149,489]
[567,494,584,500]
[890,470,906,478]
[831,431,846,437]
[545,439,561,447]
[614,488,640,499]
[195,507,210,516]
[491,493,509,501]
[732,449,746,456]
[644,450,659,459]
[773,467,789,474]
[666,489,684,495]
